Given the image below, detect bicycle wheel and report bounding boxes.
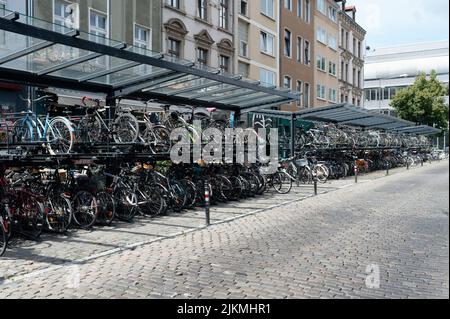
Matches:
[0,204,8,257]
[46,194,73,233]
[114,187,138,222]
[19,197,45,239]
[298,166,312,184]
[95,191,115,226]
[271,172,293,194]
[11,120,33,143]
[179,180,197,209]
[170,181,187,212]
[72,191,98,229]
[136,185,163,216]
[113,114,140,144]
[47,117,75,155]
[216,175,233,201]
[151,125,171,154]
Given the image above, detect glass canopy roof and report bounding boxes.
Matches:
[0,9,300,111]
[249,104,441,135]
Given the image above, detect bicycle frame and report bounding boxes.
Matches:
[16,111,51,141]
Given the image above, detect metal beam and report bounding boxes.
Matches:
[0,17,298,100]
[170,80,219,96]
[114,72,189,97]
[78,61,140,82]
[240,101,293,114]
[187,85,240,99]
[3,11,19,21]
[240,97,294,109]
[0,67,112,93]
[0,41,53,65]
[36,42,126,76]
[217,92,269,105]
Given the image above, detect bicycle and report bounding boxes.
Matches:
[11,95,75,155]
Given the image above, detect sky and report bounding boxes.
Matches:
[347,0,449,50]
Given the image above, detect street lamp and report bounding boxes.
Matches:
[378,73,409,114]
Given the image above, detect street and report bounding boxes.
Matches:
[0,161,449,299]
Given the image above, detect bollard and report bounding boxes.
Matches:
[421,158,424,167]
[386,161,390,176]
[204,179,211,226]
[354,162,358,184]
[407,158,410,170]
[314,175,318,196]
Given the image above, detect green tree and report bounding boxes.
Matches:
[390,70,449,130]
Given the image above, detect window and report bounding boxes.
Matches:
[357,70,361,88]
[285,0,292,11]
[240,0,248,15]
[328,35,337,50]
[353,38,357,56]
[296,80,303,107]
[328,6,337,22]
[317,27,327,44]
[317,84,326,100]
[316,55,326,71]
[340,61,344,80]
[238,62,250,77]
[0,1,6,45]
[54,0,78,32]
[304,83,310,108]
[296,37,303,62]
[297,0,302,17]
[328,88,337,102]
[304,0,310,23]
[134,25,151,49]
[261,0,275,18]
[168,38,181,59]
[260,68,276,85]
[345,63,349,82]
[317,0,326,14]
[352,68,356,86]
[329,61,337,76]
[198,0,207,20]
[219,55,230,74]
[239,21,249,57]
[167,0,180,9]
[197,47,208,66]
[283,76,292,89]
[304,40,310,65]
[89,10,108,65]
[219,0,229,29]
[358,41,362,58]
[260,31,275,55]
[341,28,345,47]
[284,29,292,57]
[345,31,349,49]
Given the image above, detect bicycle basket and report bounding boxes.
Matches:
[295,159,308,167]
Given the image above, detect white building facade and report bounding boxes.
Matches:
[364,40,449,116]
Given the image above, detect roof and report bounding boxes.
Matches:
[250,103,441,135]
[0,10,299,112]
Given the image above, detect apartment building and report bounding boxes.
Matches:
[236,0,279,86]
[280,0,314,111]
[313,0,339,107]
[0,0,162,111]
[336,0,365,106]
[162,0,234,72]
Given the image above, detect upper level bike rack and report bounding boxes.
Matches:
[0,9,300,114]
[249,103,441,156]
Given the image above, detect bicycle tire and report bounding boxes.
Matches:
[47,117,75,155]
[72,191,98,229]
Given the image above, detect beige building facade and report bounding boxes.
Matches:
[235,0,279,86]
[313,0,339,107]
[336,1,366,106]
[161,0,234,72]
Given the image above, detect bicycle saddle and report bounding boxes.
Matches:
[207,108,217,113]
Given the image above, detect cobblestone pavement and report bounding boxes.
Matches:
[0,161,448,299]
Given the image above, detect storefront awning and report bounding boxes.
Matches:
[0,10,300,112]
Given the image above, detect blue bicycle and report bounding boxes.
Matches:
[11,96,75,155]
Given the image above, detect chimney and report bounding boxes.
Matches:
[345,6,356,20]
[342,0,347,11]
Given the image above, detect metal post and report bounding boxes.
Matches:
[354,161,358,183]
[421,157,424,167]
[314,174,318,196]
[204,179,211,226]
[407,157,410,170]
[386,161,390,176]
[290,113,296,158]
